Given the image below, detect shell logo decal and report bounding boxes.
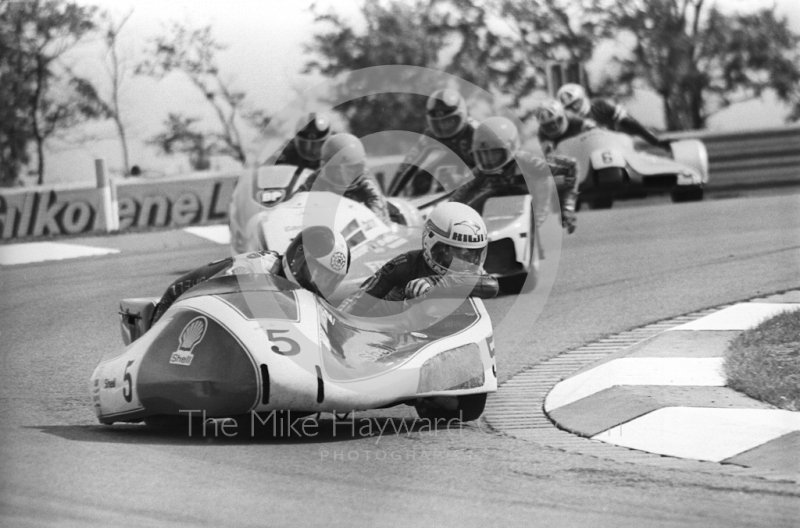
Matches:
[169,316,208,366]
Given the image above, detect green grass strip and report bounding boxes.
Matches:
[724,308,800,411]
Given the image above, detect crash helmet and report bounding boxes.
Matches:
[472,117,520,173]
[294,113,331,162]
[422,202,488,276]
[283,225,351,298]
[535,100,569,139]
[556,83,591,117]
[319,133,367,190]
[426,89,468,139]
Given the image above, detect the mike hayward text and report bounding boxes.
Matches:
[179,409,466,442]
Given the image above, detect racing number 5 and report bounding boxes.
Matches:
[123,360,135,403]
[267,329,300,356]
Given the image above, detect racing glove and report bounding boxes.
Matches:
[405,277,435,299]
[561,200,577,234]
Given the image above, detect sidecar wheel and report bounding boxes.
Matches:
[589,196,614,209]
[415,393,487,422]
[671,187,704,203]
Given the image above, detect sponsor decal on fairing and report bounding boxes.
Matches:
[169,316,208,366]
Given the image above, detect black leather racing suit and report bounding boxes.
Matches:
[338,249,499,317]
[266,140,323,171]
[449,151,578,230]
[152,251,283,324]
[298,169,390,224]
[586,99,662,147]
[538,115,597,154]
[392,118,479,195]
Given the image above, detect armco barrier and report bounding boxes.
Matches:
[0,168,239,241]
[662,125,800,189]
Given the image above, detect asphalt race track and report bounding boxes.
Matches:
[1,190,799,527]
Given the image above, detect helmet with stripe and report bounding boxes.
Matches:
[422,202,488,275]
[556,84,591,117]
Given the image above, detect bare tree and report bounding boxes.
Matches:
[610,0,800,130]
[137,22,269,166]
[98,10,134,175]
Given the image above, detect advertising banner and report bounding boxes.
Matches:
[0,172,240,241]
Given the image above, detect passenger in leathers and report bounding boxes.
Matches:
[298,133,390,224]
[392,89,478,196]
[151,226,351,324]
[535,100,598,153]
[338,202,498,317]
[450,116,580,234]
[557,83,668,149]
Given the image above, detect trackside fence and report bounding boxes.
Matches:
[663,125,800,189]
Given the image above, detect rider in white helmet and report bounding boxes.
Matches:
[298,133,390,223]
[338,202,498,317]
[556,83,667,148]
[390,89,480,197]
[151,226,350,325]
[534,99,596,154]
[269,112,332,171]
[450,116,579,234]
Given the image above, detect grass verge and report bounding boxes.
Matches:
[724,308,800,411]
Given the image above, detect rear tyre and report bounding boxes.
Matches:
[588,196,614,209]
[415,393,488,422]
[671,186,704,203]
[590,167,624,209]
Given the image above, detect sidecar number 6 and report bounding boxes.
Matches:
[592,150,625,169]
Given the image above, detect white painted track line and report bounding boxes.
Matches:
[668,302,800,331]
[183,225,231,245]
[592,407,800,462]
[544,358,725,412]
[0,242,120,266]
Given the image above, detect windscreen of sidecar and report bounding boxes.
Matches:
[316,297,481,380]
[179,274,301,321]
[252,165,313,206]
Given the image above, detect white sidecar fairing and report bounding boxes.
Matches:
[555,128,709,203]
[91,275,496,424]
[229,164,423,255]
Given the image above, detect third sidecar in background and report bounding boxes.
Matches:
[553,128,709,209]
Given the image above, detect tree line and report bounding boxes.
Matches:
[1,0,798,187]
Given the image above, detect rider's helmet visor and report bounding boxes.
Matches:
[564,99,582,113]
[540,116,566,138]
[430,242,486,274]
[296,137,325,162]
[475,148,510,172]
[427,114,462,138]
